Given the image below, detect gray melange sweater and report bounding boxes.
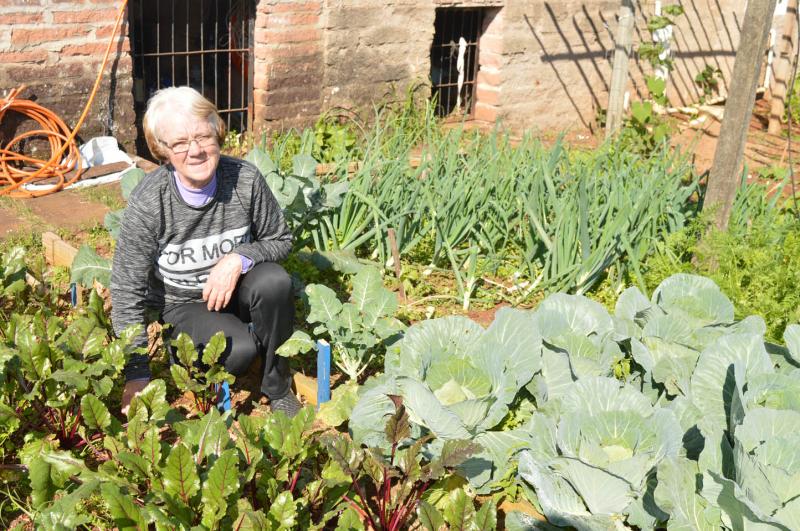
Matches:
[111,155,292,380]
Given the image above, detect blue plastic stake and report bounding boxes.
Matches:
[316,339,331,407]
[69,283,78,307]
[216,381,231,412]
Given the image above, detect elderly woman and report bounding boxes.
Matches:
[111,86,301,416]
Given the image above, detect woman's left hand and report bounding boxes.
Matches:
[203,253,243,311]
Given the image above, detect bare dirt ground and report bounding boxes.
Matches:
[0,187,113,238]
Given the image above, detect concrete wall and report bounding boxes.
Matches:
[0,0,136,150]
[498,0,748,131]
[0,0,756,150]
[253,0,749,134]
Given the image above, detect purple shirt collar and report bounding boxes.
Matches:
[174,171,217,207]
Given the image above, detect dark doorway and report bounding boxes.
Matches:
[129,0,255,154]
[430,8,484,118]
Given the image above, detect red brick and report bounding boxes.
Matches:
[255,43,320,60]
[60,40,129,56]
[480,51,504,69]
[474,102,497,122]
[258,27,320,44]
[0,0,42,5]
[52,9,118,24]
[1,12,42,24]
[477,68,501,87]
[476,84,500,106]
[259,2,321,15]
[95,23,128,39]
[254,73,269,92]
[263,12,318,28]
[11,26,90,47]
[0,50,47,63]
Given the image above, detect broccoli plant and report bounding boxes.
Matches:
[280,266,405,381]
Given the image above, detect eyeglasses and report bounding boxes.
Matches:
[162,133,217,154]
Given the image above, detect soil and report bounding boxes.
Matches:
[0,184,115,240]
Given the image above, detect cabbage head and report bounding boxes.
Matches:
[349,308,542,491]
[518,377,682,531]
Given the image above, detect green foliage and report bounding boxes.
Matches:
[286,266,405,380]
[784,73,800,125]
[695,64,723,103]
[640,185,800,343]
[70,244,112,288]
[0,247,28,310]
[2,289,138,451]
[351,307,543,493]
[322,113,697,306]
[323,398,489,531]
[245,146,349,249]
[169,331,236,414]
[619,5,685,155]
[269,114,360,170]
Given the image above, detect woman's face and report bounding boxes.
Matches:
[159,114,220,188]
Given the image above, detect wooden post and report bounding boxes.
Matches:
[704,0,778,231]
[386,228,406,302]
[768,0,798,135]
[606,0,635,138]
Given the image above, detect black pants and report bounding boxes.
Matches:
[162,262,293,399]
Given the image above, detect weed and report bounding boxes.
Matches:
[75,184,125,211]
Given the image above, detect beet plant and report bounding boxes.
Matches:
[3,289,139,451]
[169,331,235,414]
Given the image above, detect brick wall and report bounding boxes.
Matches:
[475,8,504,123]
[0,0,136,150]
[0,0,758,147]
[252,0,750,135]
[253,0,324,132]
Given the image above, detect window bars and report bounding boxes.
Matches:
[430,8,484,118]
[129,0,255,140]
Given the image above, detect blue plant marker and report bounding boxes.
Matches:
[317,339,331,407]
[70,283,78,307]
[216,381,231,412]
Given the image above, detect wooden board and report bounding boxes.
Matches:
[42,231,78,267]
[41,231,81,304]
[293,371,319,406]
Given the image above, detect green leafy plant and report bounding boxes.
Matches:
[641,185,800,343]
[323,397,490,531]
[245,146,349,249]
[0,247,29,313]
[282,266,405,381]
[621,4,685,154]
[269,114,360,170]
[349,307,543,493]
[695,64,723,103]
[169,331,236,415]
[2,289,138,451]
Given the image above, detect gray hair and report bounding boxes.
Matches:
[142,86,226,161]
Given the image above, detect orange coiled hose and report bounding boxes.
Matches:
[0,0,128,198]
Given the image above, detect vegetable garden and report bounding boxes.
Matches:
[2,100,800,530]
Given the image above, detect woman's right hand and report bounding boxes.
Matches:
[121,378,150,415]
